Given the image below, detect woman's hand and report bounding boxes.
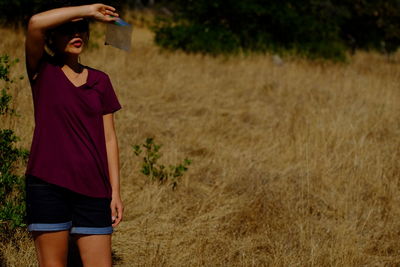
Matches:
[89,4,119,23]
[110,193,124,227]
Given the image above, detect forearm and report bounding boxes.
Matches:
[105,135,121,197]
[29,5,93,31]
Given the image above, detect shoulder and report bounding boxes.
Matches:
[86,66,111,82]
[84,66,114,90]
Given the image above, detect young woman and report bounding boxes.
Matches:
[24,3,124,266]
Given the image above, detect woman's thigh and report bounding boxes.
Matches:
[32,230,70,267]
[26,175,72,266]
[73,234,112,267]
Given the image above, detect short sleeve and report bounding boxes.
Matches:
[102,75,122,115]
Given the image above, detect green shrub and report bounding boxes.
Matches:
[0,55,29,235]
[154,23,241,55]
[153,0,400,60]
[133,137,191,190]
[339,0,400,53]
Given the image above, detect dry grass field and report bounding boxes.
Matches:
[1,13,400,266]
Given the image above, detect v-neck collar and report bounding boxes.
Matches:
[59,64,90,88]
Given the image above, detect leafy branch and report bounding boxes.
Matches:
[133,137,192,190]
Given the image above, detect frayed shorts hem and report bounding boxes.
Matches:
[28,222,113,234]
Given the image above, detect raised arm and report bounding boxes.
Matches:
[25,4,119,82]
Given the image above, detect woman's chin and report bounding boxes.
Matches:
[64,48,84,55]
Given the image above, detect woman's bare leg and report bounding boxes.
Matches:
[73,234,112,267]
[32,230,70,267]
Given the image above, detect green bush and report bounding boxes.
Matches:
[133,138,191,190]
[154,23,241,55]
[339,0,400,53]
[153,0,400,60]
[0,55,29,236]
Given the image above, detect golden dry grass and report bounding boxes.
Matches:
[1,18,400,266]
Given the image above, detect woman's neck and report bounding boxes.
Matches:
[54,53,82,73]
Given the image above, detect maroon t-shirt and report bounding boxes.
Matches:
[25,53,122,198]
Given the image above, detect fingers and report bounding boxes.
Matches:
[111,202,123,227]
[103,15,118,23]
[112,215,122,227]
[95,3,116,12]
[101,4,118,17]
[105,10,119,17]
[104,10,119,21]
[99,11,117,18]
[103,5,116,12]
[111,206,117,222]
[112,211,122,227]
[91,4,119,22]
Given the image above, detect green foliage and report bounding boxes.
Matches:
[154,22,241,55]
[0,130,29,228]
[0,55,29,234]
[153,0,400,60]
[0,55,21,116]
[339,0,400,53]
[133,137,191,189]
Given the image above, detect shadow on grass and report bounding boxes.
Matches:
[0,252,5,267]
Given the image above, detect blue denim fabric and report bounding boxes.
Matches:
[28,222,113,235]
[28,221,72,231]
[70,226,113,235]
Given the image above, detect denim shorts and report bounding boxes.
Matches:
[25,174,113,235]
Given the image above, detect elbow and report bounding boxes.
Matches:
[28,15,46,33]
[28,15,39,30]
